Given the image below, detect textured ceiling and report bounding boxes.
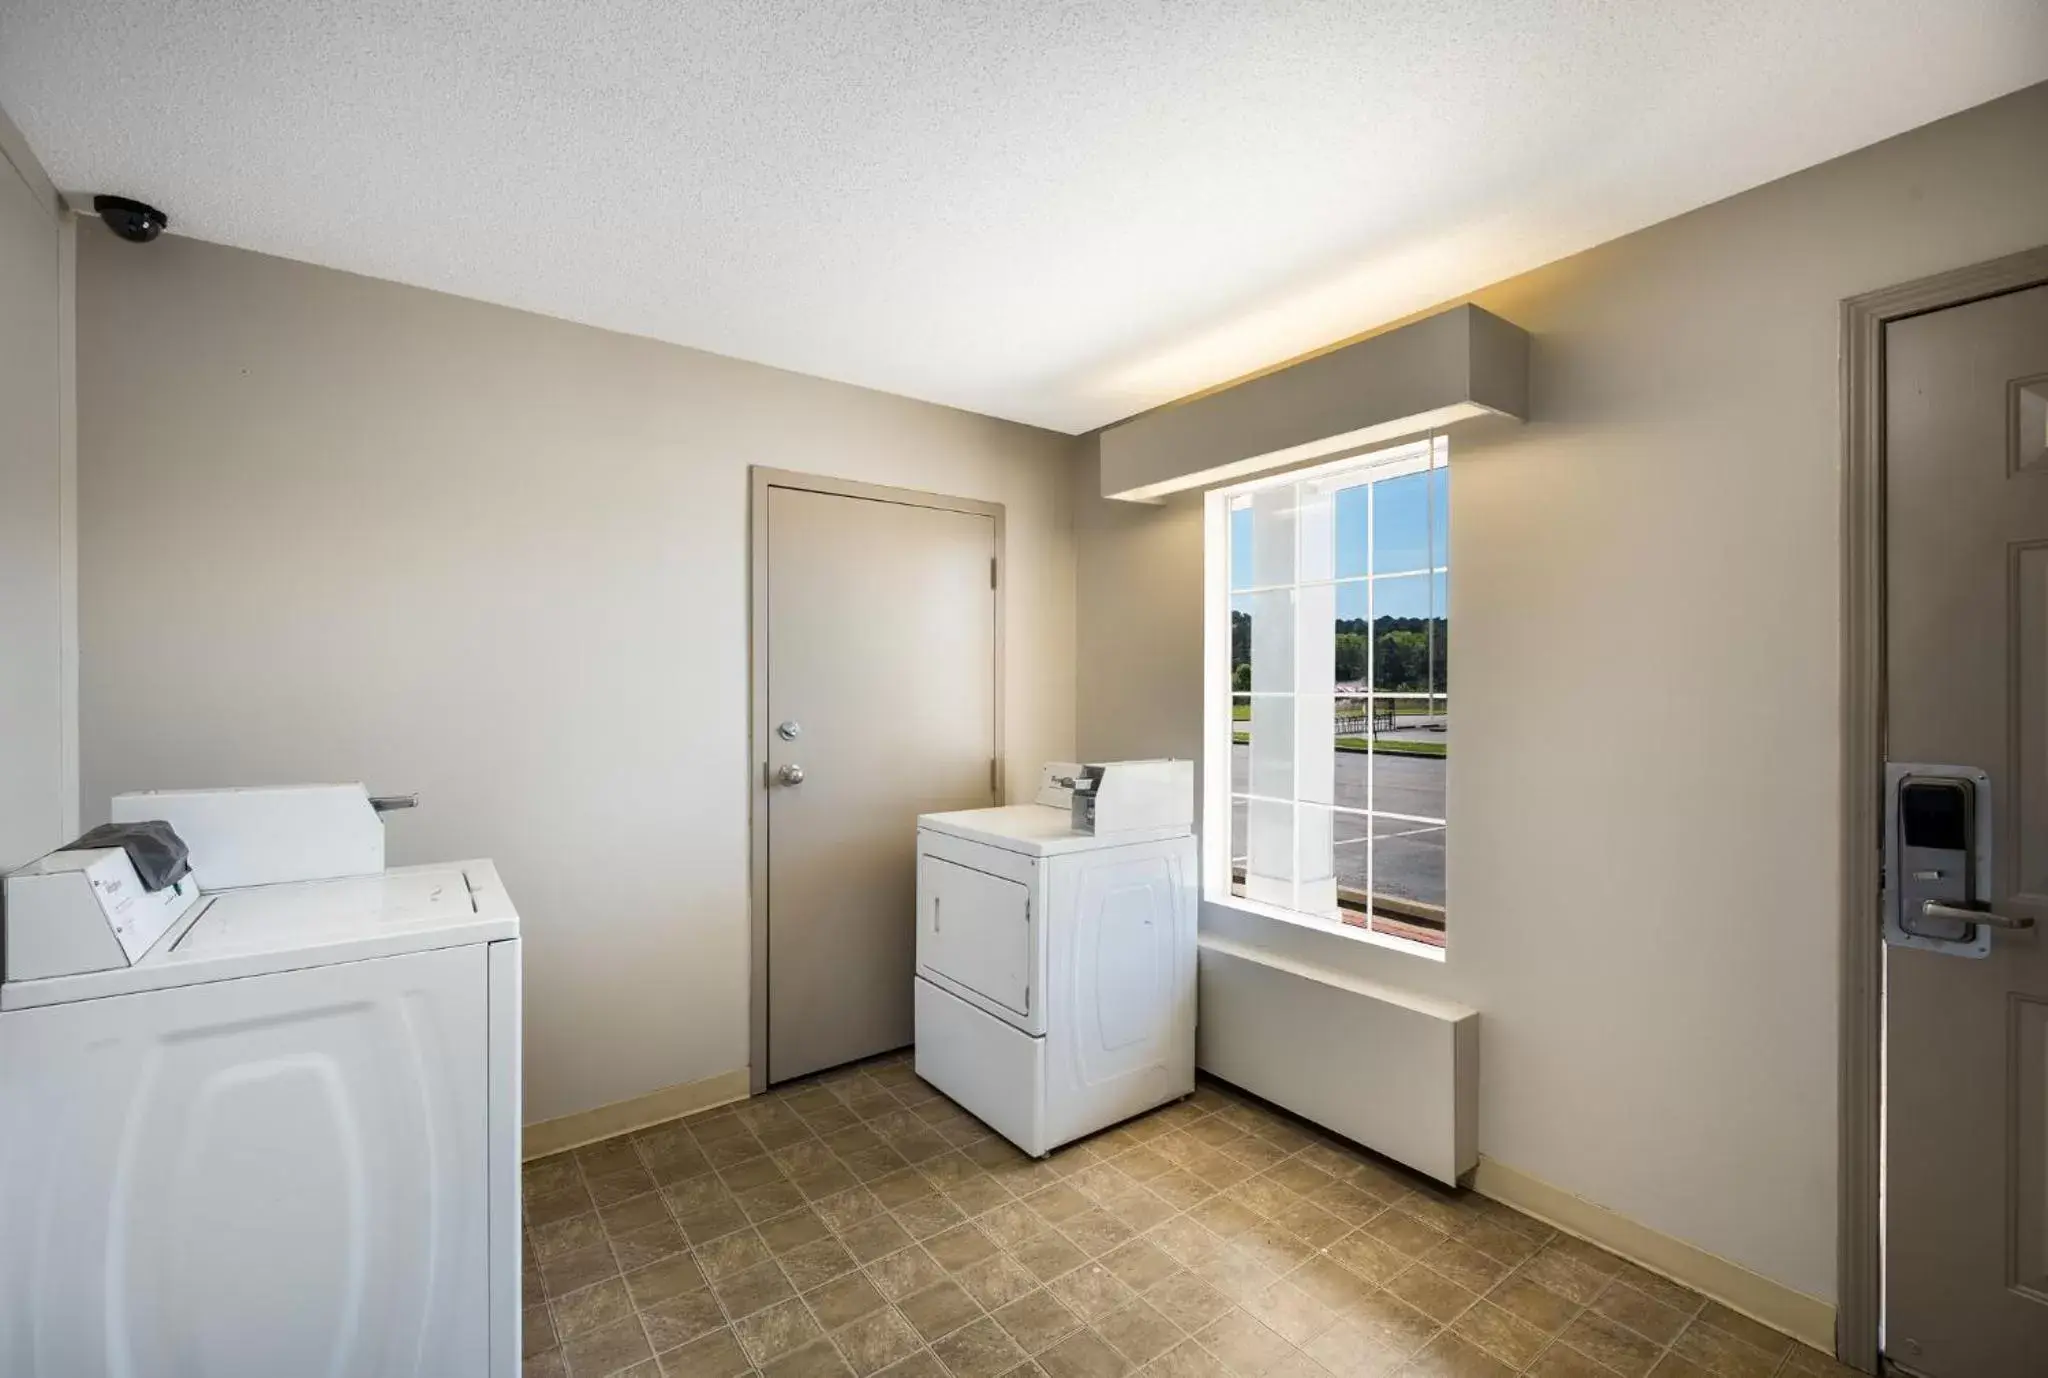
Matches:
[3,2,2044,433]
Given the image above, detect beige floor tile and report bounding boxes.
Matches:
[1100,1242,1180,1294]
[934,1316,1032,1378]
[556,1277,638,1340]
[614,1221,693,1272]
[1343,1291,1440,1358]
[700,1230,777,1280]
[626,1253,711,1309]
[656,1327,752,1378]
[737,1298,828,1367]
[546,1241,625,1298]
[1300,1318,1403,1378]
[765,1338,857,1378]
[1147,1217,1227,1268]
[1449,1302,1550,1370]
[764,1210,836,1255]
[1522,1344,1616,1378]
[874,1171,943,1210]
[1647,1357,1713,1378]
[870,1246,952,1302]
[899,1280,985,1342]
[1196,1310,1297,1376]
[809,1271,892,1327]
[1690,1304,1791,1361]
[899,1196,972,1241]
[1399,1330,1516,1378]
[783,1238,862,1292]
[881,1351,952,1378]
[994,1290,1086,1354]
[815,1188,890,1231]
[1418,1242,1510,1298]
[1382,1267,1477,1328]
[643,1292,730,1352]
[1015,1234,1091,1283]
[1038,1328,1134,1378]
[1588,1281,1691,1347]
[845,1218,918,1264]
[716,1260,799,1318]
[929,1225,1003,1273]
[1094,1302,1184,1367]
[525,1303,557,1358]
[833,1307,927,1376]
[1144,1272,1234,1336]
[1513,1253,1608,1308]
[1144,1340,1234,1378]
[1665,1321,1780,1378]
[562,1315,655,1377]
[537,1213,613,1261]
[955,1254,1044,1311]
[1323,1233,1406,1288]
[1049,1263,1140,1323]
[1062,1210,1139,1258]
[1554,1313,1662,1378]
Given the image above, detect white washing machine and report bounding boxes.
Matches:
[0,786,522,1378]
[914,762,1196,1156]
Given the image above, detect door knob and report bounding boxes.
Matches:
[778,764,806,786]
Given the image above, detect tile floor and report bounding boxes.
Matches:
[523,1054,1853,1378]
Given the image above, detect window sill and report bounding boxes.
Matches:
[1202,891,1448,963]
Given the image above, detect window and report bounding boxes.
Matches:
[1206,437,1448,949]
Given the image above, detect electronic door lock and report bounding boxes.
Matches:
[1883,763,2032,957]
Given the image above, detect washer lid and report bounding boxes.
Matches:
[0,860,519,1011]
[177,865,479,959]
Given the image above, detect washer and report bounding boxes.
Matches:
[914,764,1195,1156]
[0,787,521,1378]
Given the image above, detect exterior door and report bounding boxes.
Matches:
[1885,281,2048,1376]
[762,479,998,1084]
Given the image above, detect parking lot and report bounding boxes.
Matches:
[1229,742,1445,908]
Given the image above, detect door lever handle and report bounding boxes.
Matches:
[1921,900,2036,931]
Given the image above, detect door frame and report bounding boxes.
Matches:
[747,467,1007,1095]
[1838,245,2048,1373]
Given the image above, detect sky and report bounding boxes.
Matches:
[1229,464,1448,621]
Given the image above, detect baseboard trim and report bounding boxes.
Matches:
[524,1068,752,1160]
[1471,1156,1836,1355]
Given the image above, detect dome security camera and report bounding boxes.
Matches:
[93,195,168,243]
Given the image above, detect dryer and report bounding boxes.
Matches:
[914,762,1196,1156]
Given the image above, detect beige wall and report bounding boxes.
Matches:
[0,103,74,869]
[75,234,1078,1124]
[1075,80,2048,1304]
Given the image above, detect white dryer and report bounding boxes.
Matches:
[0,786,522,1378]
[914,762,1196,1156]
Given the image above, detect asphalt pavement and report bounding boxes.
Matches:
[1228,742,1445,909]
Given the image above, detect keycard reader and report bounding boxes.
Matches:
[1884,762,2035,958]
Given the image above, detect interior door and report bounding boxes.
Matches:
[763,481,998,1083]
[1885,281,2048,1377]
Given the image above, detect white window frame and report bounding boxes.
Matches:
[1201,435,1449,960]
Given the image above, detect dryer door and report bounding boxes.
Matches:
[918,850,1035,1029]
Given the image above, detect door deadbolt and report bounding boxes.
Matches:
[777,720,801,741]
